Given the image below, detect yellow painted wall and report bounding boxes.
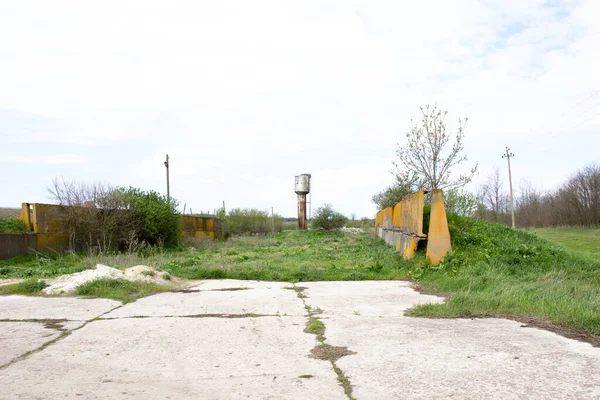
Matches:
[392,190,425,236]
[426,190,452,264]
[9,203,222,257]
[376,190,451,265]
[181,215,220,240]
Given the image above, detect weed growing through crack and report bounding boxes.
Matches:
[74,278,173,303]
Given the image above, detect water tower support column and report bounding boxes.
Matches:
[297,193,307,230]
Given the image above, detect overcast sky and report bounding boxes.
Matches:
[1,0,599,218]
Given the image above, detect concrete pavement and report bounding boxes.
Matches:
[1,280,599,399]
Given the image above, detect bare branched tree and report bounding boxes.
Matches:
[478,168,508,222]
[393,104,478,192]
[47,178,140,252]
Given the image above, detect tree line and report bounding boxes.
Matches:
[478,163,600,228]
[372,103,598,228]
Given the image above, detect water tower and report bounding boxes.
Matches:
[295,174,311,229]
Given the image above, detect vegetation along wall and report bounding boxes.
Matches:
[375,190,452,264]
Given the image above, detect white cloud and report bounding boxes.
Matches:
[0,0,598,215]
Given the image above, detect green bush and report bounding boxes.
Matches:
[0,218,28,233]
[311,204,348,230]
[224,208,283,236]
[117,187,182,246]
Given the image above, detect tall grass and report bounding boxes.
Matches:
[410,215,600,337]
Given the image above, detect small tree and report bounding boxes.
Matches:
[394,104,478,191]
[373,105,478,210]
[311,204,347,230]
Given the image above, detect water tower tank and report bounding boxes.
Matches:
[295,174,311,195]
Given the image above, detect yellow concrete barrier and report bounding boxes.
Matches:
[375,189,451,264]
[426,190,452,264]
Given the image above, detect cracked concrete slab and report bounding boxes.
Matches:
[105,281,304,318]
[301,281,444,317]
[0,295,122,320]
[0,316,347,399]
[0,322,61,366]
[2,280,600,399]
[302,281,600,399]
[188,279,288,291]
[328,317,600,399]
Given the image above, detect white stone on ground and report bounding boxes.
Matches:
[42,264,171,295]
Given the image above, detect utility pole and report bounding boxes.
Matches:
[164,154,170,203]
[271,207,275,233]
[502,147,516,229]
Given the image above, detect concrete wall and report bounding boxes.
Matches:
[375,190,452,264]
[0,203,222,260]
[0,233,37,260]
[181,215,222,240]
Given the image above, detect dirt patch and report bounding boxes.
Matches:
[309,344,357,362]
[507,315,600,348]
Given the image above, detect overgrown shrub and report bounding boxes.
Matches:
[117,187,182,246]
[48,178,181,250]
[0,218,28,233]
[311,204,347,230]
[223,208,283,236]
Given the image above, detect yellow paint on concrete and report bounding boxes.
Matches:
[382,207,394,229]
[31,203,65,234]
[402,237,417,260]
[36,233,69,253]
[182,215,220,240]
[392,190,425,236]
[20,203,31,231]
[426,190,452,265]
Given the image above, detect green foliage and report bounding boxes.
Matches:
[531,228,600,263]
[311,204,348,230]
[443,189,478,217]
[117,187,182,246]
[74,278,171,303]
[223,208,283,236]
[0,218,28,233]
[372,173,419,210]
[0,253,91,279]
[0,279,49,295]
[410,214,600,336]
[161,229,409,282]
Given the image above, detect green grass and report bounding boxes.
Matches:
[74,278,173,303]
[530,227,600,263]
[0,279,48,295]
[160,230,409,282]
[0,218,28,233]
[409,217,600,337]
[1,218,598,341]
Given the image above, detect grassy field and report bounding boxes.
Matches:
[530,227,600,262]
[1,220,599,342]
[0,230,408,282]
[411,218,600,342]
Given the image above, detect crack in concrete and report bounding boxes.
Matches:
[170,287,253,293]
[98,313,277,320]
[293,284,356,400]
[0,318,70,331]
[0,302,126,370]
